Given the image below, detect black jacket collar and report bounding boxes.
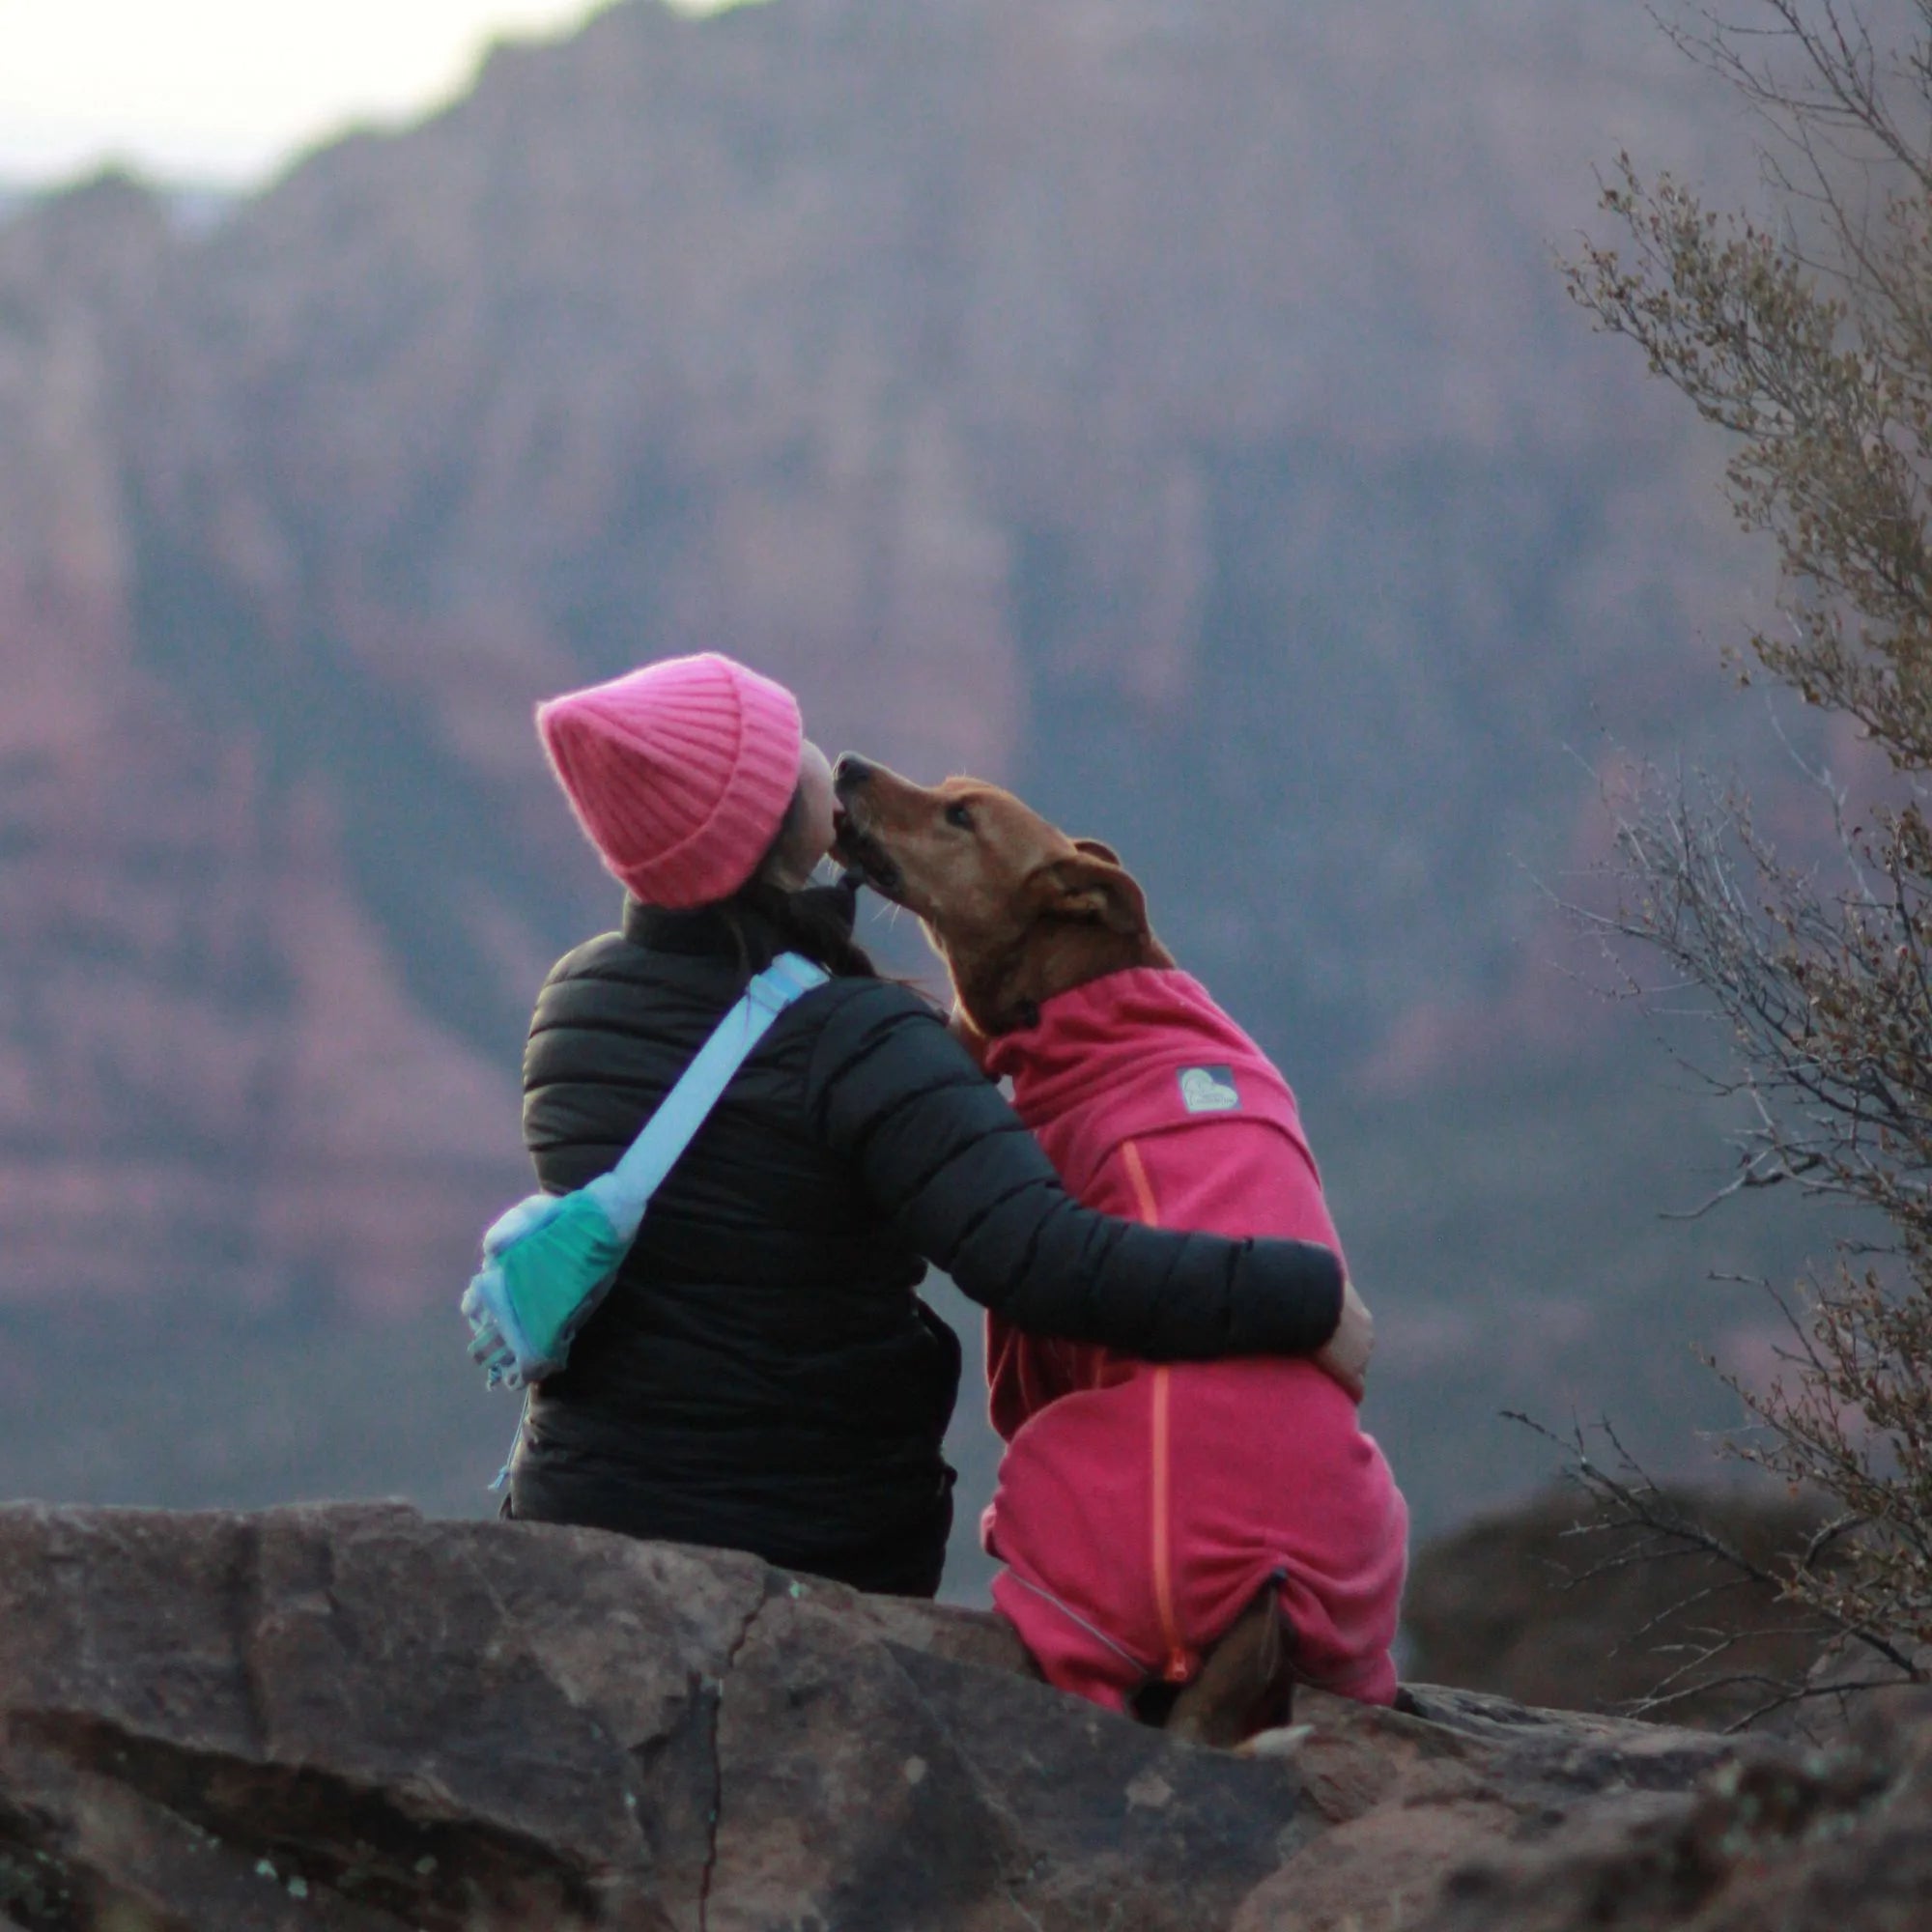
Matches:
[621,875,861,963]
[620,896,773,958]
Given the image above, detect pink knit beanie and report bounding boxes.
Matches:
[535,653,804,908]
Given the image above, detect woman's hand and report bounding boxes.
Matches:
[1313,1277,1375,1402]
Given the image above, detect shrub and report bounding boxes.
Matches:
[1561,1,1932,1691]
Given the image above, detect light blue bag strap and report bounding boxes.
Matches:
[593,951,829,1234]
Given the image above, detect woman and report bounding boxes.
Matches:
[508,651,1367,1597]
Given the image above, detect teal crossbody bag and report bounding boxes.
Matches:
[461,952,829,1476]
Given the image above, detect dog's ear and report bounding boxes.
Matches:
[1071,838,1122,865]
[1034,850,1149,935]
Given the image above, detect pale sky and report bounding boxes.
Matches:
[0,0,746,188]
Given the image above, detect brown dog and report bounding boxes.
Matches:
[829,757,1171,1037]
[832,754,1402,1742]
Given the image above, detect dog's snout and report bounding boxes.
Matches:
[834,753,874,793]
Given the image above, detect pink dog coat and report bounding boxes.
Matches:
[979,967,1408,1712]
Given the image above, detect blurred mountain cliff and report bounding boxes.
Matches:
[0,0,1841,1544]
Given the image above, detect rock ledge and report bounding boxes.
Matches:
[0,1503,1921,1931]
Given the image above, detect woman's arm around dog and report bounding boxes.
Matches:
[807,981,1345,1360]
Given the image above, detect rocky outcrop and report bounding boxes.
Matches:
[12,1501,1927,1932]
[1403,1489,1831,1731]
[1408,1694,1932,1932]
[0,173,528,1319]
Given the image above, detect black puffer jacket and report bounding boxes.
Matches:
[507,896,1344,1596]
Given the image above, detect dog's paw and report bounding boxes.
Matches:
[1236,1722,1314,1760]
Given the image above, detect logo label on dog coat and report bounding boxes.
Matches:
[1179,1065,1241,1114]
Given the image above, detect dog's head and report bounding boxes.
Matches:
[832,753,1171,1038]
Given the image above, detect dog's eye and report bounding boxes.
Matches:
[945,802,974,832]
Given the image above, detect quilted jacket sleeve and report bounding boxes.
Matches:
[805,981,1344,1360]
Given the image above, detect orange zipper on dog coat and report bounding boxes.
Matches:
[1121,1138,1192,1685]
